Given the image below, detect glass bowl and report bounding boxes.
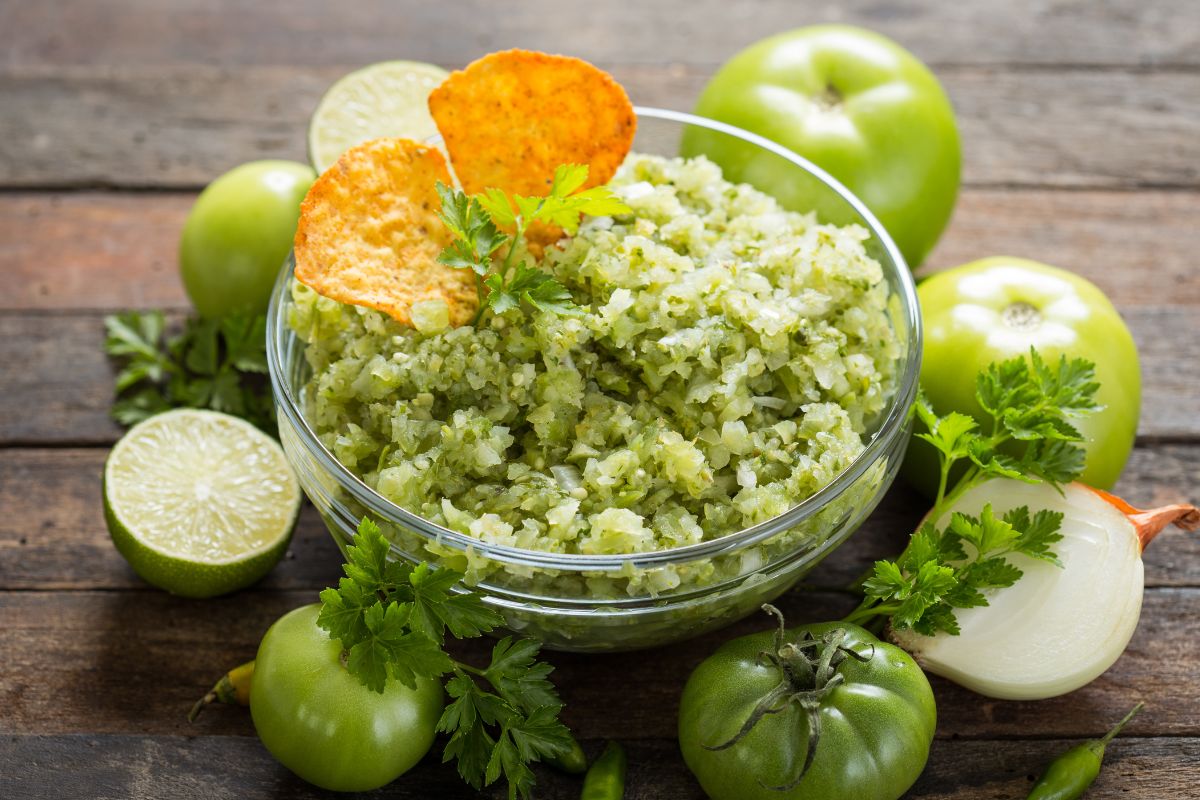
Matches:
[266,106,921,652]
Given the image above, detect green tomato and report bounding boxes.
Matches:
[906,256,1140,494]
[681,25,960,268]
[679,620,935,800]
[250,604,443,792]
[180,160,315,318]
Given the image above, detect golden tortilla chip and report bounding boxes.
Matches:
[293,138,478,327]
[428,49,636,198]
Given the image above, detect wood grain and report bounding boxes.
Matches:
[0,194,189,311]
[922,189,1200,303]
[2,0,1197,68]
[2,66,1198,189]
[6,189,1200,312]
[2,445,1196,593]
[0,314,125,446]
[0,587,1195,742]
[2,733,1195,800]
[3,307,1196,445]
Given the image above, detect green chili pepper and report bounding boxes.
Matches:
[549,734,588,775]
[581,740,627,800]
[1026,702,1143,800]
[188,660,255,722]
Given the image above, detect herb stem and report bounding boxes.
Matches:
[471,278,488,326]
[843,600,901,627]
[935,456,952,512]
[454,661,488,678]
[933,464,981,521]
[500,218,524,274]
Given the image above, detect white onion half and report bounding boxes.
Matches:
[892,479,1197,701]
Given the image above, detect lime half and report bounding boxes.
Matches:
[104,409,301,598]
[308,60,450,173]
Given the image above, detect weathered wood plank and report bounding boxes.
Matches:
[2,0,1197,69]
[921,189,1200,302]
[0,587,1195,741]
[2,66,1198,190]
[3,307,1196,445]
[0,732,1194,800]
[0,194,190,312]
[1,444,1195,593]
[6,189,1199,312]
[0,314,125,446]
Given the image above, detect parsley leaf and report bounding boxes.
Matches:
[915,349,1101,501]
[318,518,573,799]
[317,577,374,645]
[1008,506,1066,566]
[526,164,632,234]
[845,349,1100,635]
[436,164,630,325]
[484,264,582,317]
[485,637,563,713]
[436,183,508,277]
[405,561,501,643]
[858,502,1065,636]
[914,399,978,464]
[436,649,570,800]
[104,311,274,432]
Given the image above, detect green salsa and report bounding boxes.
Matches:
[290,154,900,568]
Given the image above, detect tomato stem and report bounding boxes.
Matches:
[705,605,872,791]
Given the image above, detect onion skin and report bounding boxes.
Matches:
[1083,487,1199,550]
[891,479,1197,701]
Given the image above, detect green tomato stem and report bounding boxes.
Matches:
[707,606,872,791]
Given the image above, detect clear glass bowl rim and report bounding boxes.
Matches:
[266,105,922,574]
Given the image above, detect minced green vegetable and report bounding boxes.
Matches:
[290,154,900,567]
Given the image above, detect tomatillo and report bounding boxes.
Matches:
[905,257,1140,494]
[681,25,960,268]
[180,160,315,318]
[250,604,443,792]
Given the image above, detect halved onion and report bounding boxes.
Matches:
[892,479,1197,700]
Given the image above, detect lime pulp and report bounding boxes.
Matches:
[103,409,301,598]
[308,60,450,173]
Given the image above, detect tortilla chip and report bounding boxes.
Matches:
[293,137,478,327]
[428,49,636,198]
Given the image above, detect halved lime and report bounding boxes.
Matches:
[308,60,450,173]
[103,409,301,598]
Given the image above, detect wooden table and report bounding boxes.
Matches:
[2,2,1197,797]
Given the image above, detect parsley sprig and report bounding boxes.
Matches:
[844,349,1101,634]
[104,311,274,431]
[318,519,575,799]
[436,163,630,324]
